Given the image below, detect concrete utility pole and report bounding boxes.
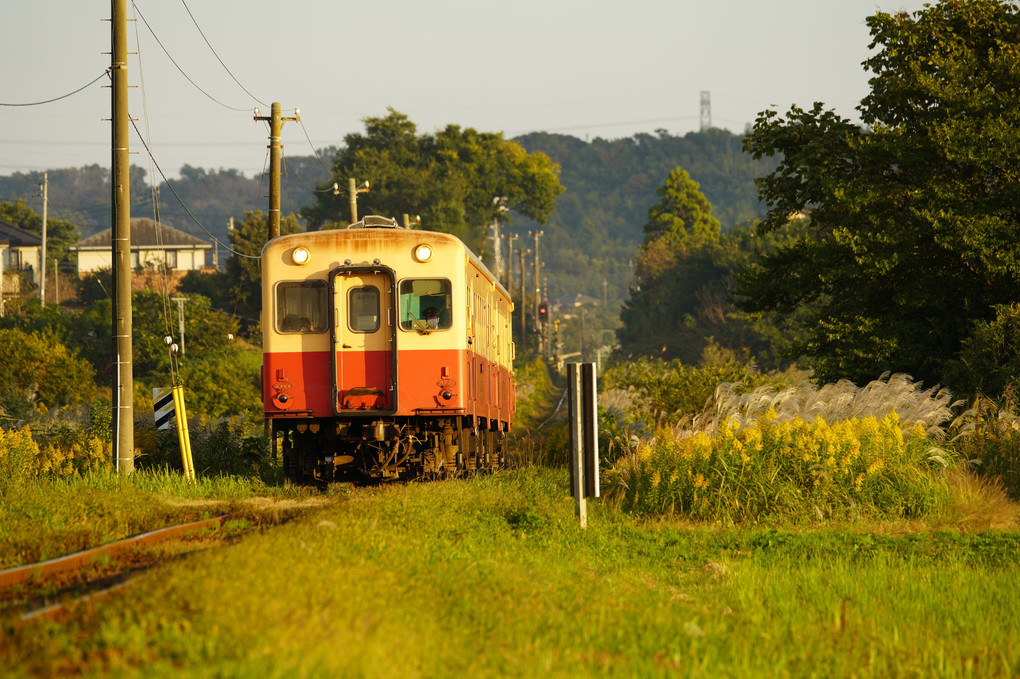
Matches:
[254,103,299,240]
[172,297,188,357]
[39,172,47,304]
[519,248,528,346]
[491,196,507,281]
[507,233,517,292]
[349,178,370,224]
[491,220,502,281]
[531,229,543,353]
[112,0,133,474]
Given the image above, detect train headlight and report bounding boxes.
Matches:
[413,244,433,263]
[292,247,310,265]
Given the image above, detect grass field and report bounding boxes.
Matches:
[2,467,1018,678]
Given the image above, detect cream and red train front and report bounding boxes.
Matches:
[261,224,482,425]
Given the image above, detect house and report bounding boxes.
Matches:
[0,219,43,300]
[71,218,212,276]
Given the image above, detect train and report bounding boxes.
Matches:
[261,215,515,483]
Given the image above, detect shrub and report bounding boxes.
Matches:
[0,426,40,495]
[603,374,961,522]
[601,355,772,429]
[136,413,278,482]
[606,411,952,522]
[513,358,555,429]
[950,398,1020,500]
[0,327,97,419]
[947,303,1020,400]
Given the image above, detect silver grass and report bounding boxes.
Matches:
[710,373,955,440]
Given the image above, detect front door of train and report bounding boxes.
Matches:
[330,267,396,414]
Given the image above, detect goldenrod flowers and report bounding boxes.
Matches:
[607,410,950,522]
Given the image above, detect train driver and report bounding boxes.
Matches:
[423,306,440,330]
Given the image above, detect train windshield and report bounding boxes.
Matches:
[348,285,380,333]
[276,280,327,333]
[399,278,452,332]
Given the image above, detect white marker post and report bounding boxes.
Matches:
[568,362,600,528]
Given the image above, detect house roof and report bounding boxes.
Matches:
[0,219,42,248]
[72,218,211,251]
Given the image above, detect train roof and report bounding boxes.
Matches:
[265,216,510,298]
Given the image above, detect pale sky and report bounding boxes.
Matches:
[1,1,928,181]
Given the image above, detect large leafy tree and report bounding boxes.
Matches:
[736,0,1020,388]
[618,168,764,363]
[303,109,563,251]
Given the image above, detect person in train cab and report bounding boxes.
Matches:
[423,306,440,330]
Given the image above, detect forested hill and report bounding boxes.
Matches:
[511,128,778,303]
[0,128,773,303]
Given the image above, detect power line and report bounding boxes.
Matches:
[0,71,108,107]
[179,0,268,108]
[129,118,259,260]
[131,1,249,112]
[297,117,334,179]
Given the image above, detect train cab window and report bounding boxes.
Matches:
[348,286,380,333]
[276,281,327,334]
[399,279,452,332]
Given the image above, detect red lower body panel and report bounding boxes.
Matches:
[266,349,514,426]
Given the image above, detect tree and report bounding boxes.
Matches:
[0,328,96,419]
[619,169,730,362]
[643,168,721,248]
[303,109,563,252]
[736,0,1020,390]
[0,200,81,266]
[222,210,302,333]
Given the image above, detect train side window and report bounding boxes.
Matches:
[348,286,380,333]
[276,280,327,333]
[398,279,452,332]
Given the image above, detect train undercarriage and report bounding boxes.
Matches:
[274,416,506,484]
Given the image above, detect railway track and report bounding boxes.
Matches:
[0,516,228,623]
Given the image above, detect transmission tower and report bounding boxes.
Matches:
[700,91,711,132]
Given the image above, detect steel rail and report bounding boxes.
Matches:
[0,515,227,589]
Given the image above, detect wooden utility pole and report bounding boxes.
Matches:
[112,0,133,474]
[39,172,47,304]
[348,178,370,224]
[253,103,299,240]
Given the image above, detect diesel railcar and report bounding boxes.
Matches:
[261,216,515,482]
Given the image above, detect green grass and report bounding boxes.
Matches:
[0,469,322,569]
[3,467,1018,678]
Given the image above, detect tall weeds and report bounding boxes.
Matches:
[606,373,960,523]
[950,397,1020,499]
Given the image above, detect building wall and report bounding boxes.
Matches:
[76,247,209,274]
